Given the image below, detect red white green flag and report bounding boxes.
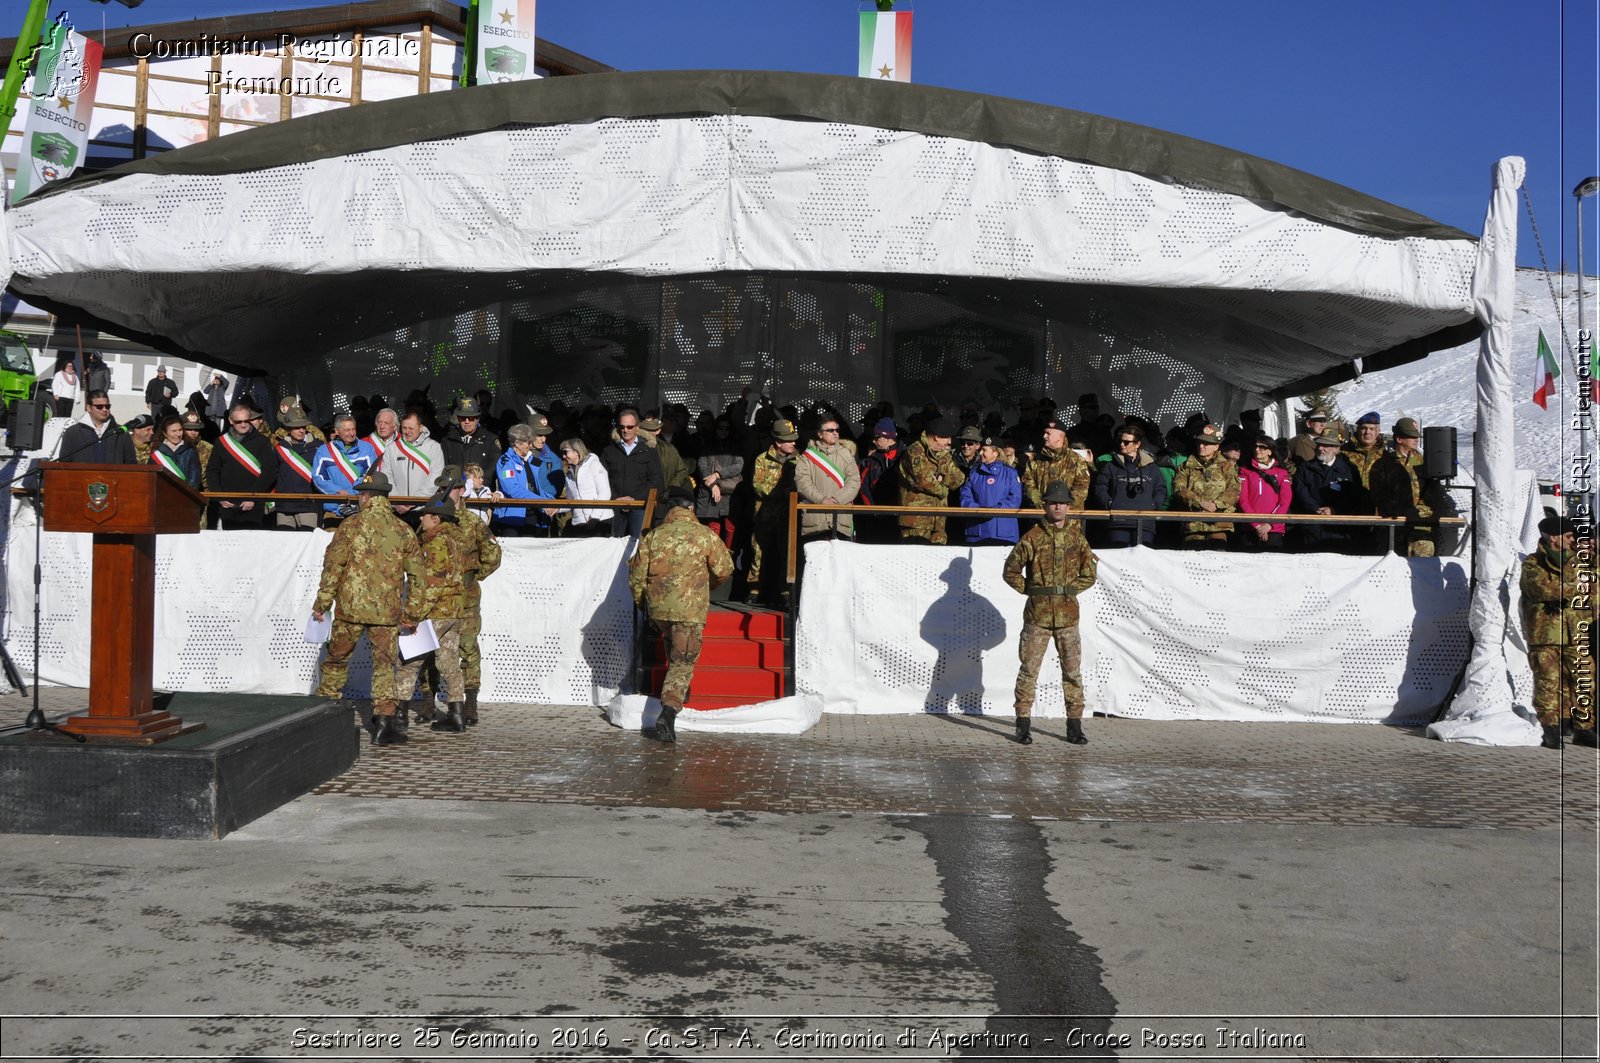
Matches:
[859,4,913,83]
[468,0,538,86]
[1532,328,1558,409]
[12,15,103,203]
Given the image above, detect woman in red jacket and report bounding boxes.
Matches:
[1237,435,1293,550]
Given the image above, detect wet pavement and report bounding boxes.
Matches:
[1,688,1595,1061]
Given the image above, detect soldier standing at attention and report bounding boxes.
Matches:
[435,465,502,725]
[395,497,474,734]
[629,486,735,743]
[312,472,425,747]
[1523,515,1598,749]
[1171,422,1240,549]
[1003,480,1099,747]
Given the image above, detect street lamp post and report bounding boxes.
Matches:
[1575,176,1600,519]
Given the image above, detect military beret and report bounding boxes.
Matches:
[980,435,1002,448]
[925,415,958,437]
[1041,481,1074,504]
[355,472,392,495]
[1540,514,1572,537]
[771,418,799,442]
[1392,417,1421,439]
[434,464,464,489]
[666,485,694,504]
[1041,417,1068,433]
[1356,411,1382,426]
[124,414,153,431]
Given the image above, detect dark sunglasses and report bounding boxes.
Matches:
[88,403,111,410]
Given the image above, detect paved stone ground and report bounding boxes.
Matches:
[7,687,1596,830]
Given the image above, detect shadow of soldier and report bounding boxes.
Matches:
[920,551,1006,715]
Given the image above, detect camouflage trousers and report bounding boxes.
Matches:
[460,610,482,690]
[395,617,466,704]
[657,620,704,712]
[317,620,400,714]
[1530,644,1595,728]
[1014,622,1084,718]
[898,511,949,545]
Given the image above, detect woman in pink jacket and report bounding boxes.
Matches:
[1237,435,1293,550]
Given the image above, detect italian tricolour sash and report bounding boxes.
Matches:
[220,433,262,477]
[153,449,185,480]
[276,443,314,483]
[329,444,362,485]
[803,446,847,489]
[395,438,431,475]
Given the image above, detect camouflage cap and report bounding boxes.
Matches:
[355,471,392,494]
[1392,416,1421,438]
[771,418,799,441]
[1041,481,1074,504]
[434,464,464,489]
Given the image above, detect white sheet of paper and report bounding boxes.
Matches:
[398,619,439,661]
[304,614,333,644]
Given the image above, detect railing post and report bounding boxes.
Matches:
[640,488,658,534]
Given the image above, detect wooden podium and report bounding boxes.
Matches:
[42,463,206,742]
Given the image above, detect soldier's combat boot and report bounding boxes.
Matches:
[464,689,479,726]
[410,697,435,725]
[1015,716,1033,745]
[655,706,679,744]
[1065,718,1088,745]
[1573,727,1599,749]
[431,702,467,733]
[1541,724,1563,749]
[371,714,406,747]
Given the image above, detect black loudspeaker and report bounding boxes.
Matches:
[1423,426,1457,479]
[7,397,48,452]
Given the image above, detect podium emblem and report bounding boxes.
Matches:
[86,480,114,520]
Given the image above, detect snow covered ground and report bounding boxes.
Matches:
[1337,269,1592,485]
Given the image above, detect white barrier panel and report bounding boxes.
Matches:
[795,541,1471,723]
[1,521,634,705]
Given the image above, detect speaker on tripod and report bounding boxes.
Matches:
[1423,426,1457,480]
[7,397,48,454]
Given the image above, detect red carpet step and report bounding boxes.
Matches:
[644,604,788,710]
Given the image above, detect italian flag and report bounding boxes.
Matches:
[1532,328,1558,409]
[858,5,913,83]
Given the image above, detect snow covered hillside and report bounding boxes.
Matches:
[1336,269,1591,484]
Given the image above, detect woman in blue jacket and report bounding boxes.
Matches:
[958,437,1021,545]
[494,422,565,536]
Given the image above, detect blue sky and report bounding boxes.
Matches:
[31,0,1600,275]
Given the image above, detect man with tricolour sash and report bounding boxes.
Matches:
[271,407,323,530]
[206,401,280,529]
[793,414,861,587]
[382,411,444,525]
[313,414,380,528]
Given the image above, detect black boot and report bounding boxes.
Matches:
[1541,723,1564,749]
[655,705,679,744]
[1065,718,1088,745]
[1573,727,1599,748]
[431,702,467,733]
[371,714,406,747]
[410,698,435,725]
[1015,716,1033,745]
[464,689,479,726]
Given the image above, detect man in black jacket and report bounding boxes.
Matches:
[1290,430,1366,553]
[56,390,136,465]
[144,366,179,419]
[441,397,502,480]
[1090,423,1167,547]
[207,402,280,529]
[601,407,664,538]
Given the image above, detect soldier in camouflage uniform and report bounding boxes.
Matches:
[897,415,967,544]
[394,497,474,733]
[1171,423,1240,548]
[1022,416,1092,510]
[312,472,425,747]
[181,412,212,488]
[747,419,799,603]
[629,486,735,741]
[640,416,695,491]
[1003,480,1099,746]
[1341,411,1388,554]
[431,467,502,724]
[1369,417,1435,557]
[126,415,155,466]
[1523,515,1597,749]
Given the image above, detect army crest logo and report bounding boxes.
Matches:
[86,481,110,512]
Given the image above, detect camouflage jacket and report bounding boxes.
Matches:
[1003,520,1098,629]
[1171,453,1240,535]
[1369,449,1432,521]
[313,495,424,626]
[452,497,502,607]
[655,438,695,492]
[192,438,213,490]
[1521,545,1587,648]
[409,520,472,620]
[897,435,966,507]
[133,437,151,466]
[752,446,796,525]
[1022,446,1091,509]
[1341,440,1386,491]
[628,506,735,623]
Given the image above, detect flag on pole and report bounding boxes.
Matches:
[1532,328,1559,409]
[11,15,102,204]
[468,0,539,86]
[858,3,913,83]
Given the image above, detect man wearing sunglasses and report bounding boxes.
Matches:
[1089,424,1166,547]
[55,389,136,465]
[206,402,280,529]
